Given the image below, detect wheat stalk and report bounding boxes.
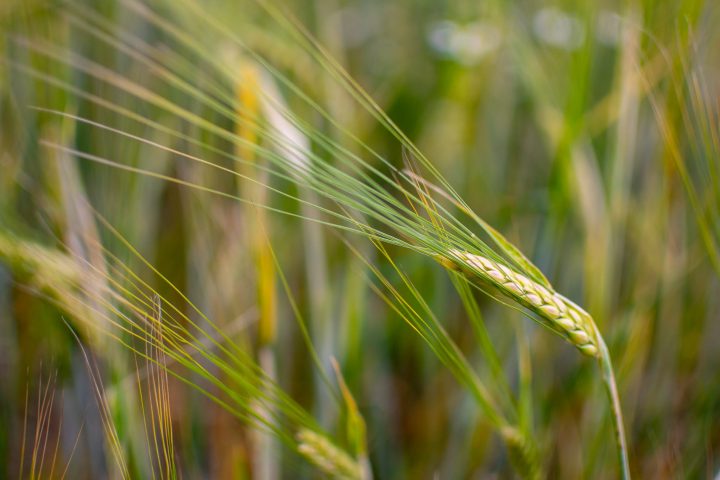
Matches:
[444,249,600,357]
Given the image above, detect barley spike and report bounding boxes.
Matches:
[296,429,363,480]
[447,250,599,357]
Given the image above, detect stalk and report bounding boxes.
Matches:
[236,62,279,480]
[597,336,631,480]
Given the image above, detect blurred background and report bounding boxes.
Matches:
[1,0,719,478]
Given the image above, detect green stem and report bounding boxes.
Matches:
[597,337,630,480]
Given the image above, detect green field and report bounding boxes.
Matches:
[1,0,719,478]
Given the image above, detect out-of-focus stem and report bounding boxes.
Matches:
[236,63,278,480]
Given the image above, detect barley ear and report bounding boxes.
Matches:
[501,427,542,480]
[296,429,364,480]
[0,232,84,289]
[447,250,600,357]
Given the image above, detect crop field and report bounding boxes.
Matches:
[1,0,719,478]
